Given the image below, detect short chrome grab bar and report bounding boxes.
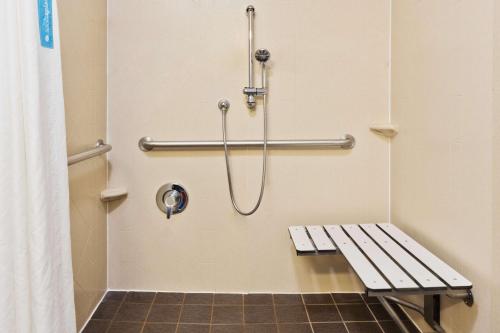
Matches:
[138,135,355,152]
[67,139,112,166]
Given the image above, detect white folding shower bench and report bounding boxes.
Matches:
[288,224,473,333]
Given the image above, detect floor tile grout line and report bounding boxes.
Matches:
[104,292,128,333]
[173,322,220,325]
[341,320,390,323]
[209,293,215,332]
[140,292,158,333]
[331,293,351,333]
[175,293,187,333]
[301,294,315,333]
[361,294,385,333]
[305,320,367,323]
[242,294,245,328]
[272,294,280,333]
[334,299,365,305]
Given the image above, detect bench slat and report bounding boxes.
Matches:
[324,225,391,291]
[342,225,419,291]
[288,226,316,254]
[306,225,336,252]
[360,224,446,290]
[377,223,472,289]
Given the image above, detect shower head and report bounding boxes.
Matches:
[255,49,270,63]
[246,5,255,14]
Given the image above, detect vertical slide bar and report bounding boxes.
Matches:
[248,6,254,88]
[246,5,255,108]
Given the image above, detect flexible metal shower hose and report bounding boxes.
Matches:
[221,64,267,216]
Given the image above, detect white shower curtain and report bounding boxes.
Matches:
[0,0,76,332]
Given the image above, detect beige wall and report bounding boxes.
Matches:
[493,0,500,329]
[58,0,108,330]
[107,0,390,292]
[391,1,494,332]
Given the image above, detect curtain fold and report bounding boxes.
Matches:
[0,1,76,332]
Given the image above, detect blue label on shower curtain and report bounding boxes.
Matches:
[38,0,54,48]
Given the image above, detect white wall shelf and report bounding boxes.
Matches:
[370,124,399,137]
[100,187,128,202]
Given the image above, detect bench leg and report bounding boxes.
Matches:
[378,296,412,333]
[424,295,445,333]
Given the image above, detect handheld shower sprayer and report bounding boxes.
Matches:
[219,5,270,216]
[255,49,271,63]
[242,49,270,106]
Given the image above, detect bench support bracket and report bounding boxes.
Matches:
[378,295,446,333]
[447,289,474,307]
[424,295,444,332]
[378,296,412,333]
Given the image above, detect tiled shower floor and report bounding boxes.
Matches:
[82,292,419,333]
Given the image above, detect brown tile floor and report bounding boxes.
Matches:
[82,292,420,333]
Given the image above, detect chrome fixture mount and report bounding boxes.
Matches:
[67,139,112,166]
[218,99,230,113]
[156,183,188,219]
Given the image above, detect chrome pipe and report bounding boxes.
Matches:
[384,296,424,315]
[68,139,112,166]
[246,5,256,108]
[138,135,355,152]
[378,297,412,333]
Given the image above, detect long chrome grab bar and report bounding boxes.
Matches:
[67,139,112,166]
[138,135,355,152]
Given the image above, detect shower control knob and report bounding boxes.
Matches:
[156,183,188,220]
[255,49,270,63]
[164,189,180,219]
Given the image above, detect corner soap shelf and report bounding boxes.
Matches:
[100,187,128,202]
[369,123,399,137]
